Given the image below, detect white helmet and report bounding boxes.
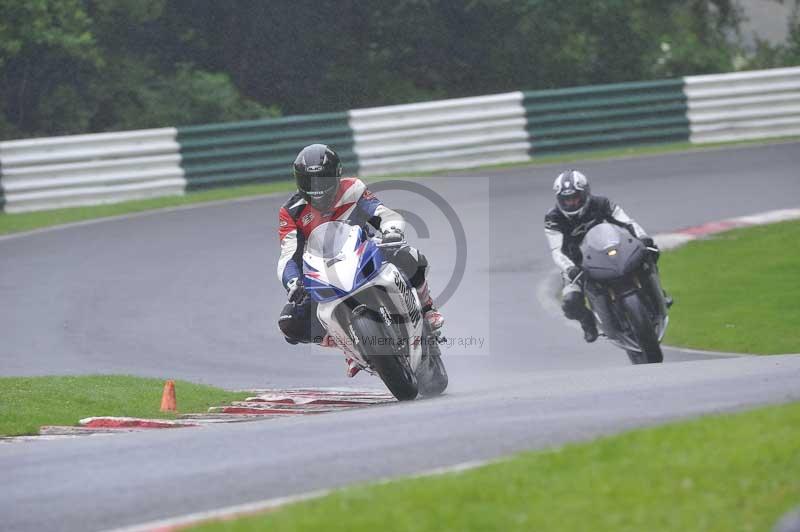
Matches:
[553,169,591,218]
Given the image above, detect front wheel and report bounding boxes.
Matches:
[621,293,663,364]
[350,313,418,401]
[625,349,649,364]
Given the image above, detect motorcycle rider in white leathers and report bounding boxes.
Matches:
[544,169,666,342]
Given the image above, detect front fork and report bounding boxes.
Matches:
[640,260,668,319]
[586,260,666,340]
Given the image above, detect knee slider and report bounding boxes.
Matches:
[278,303,306,342]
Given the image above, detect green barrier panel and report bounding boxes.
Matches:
[179,136,355,163]
[528,102,687,126]
[530,127,691,152]
[0,166,4,211]
[524,79,689,156]
[178,125,354,150]
[177,112,357,190]
[528,116,689,138]
[0,160,5,211]
[524,78,685,99]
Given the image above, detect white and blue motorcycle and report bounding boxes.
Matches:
[302,221,448,401]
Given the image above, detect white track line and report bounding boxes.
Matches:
[664,346,753,358]
[106,459,494,532]
[0,193,280,244]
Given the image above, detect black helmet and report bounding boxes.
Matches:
[553,169,591,218]
[293,144,342,211]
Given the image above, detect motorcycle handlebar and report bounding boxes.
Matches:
[375,239,408,249]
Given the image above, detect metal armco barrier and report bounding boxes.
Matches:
[684,66,800,144]
[176,112,356,190]
[348,92,529,176]
[524,79,690,154]
[1,67,797,212]
[0,128,185,213]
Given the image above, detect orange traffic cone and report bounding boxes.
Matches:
[160,380,177,412]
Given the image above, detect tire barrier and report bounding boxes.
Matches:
[349,92,529,176]
[176,112,356,191]
[524,79,689,155]
[1,67,797,212]
[685,66,800,144]
[0,128,185,213]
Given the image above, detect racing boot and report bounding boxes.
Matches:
[344,357,361,378]
[416,281,444,332]
[580,314,599,343]
[319,334,362,378]
[317,334,337,348]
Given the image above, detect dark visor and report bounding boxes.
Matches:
[558,191,586,212]
[298,174,338,195]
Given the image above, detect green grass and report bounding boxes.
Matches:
[661,220,800,354]
[1,136,797,237]
[0,375,248,436]
[0,182,293,236]
[192,401,800,532]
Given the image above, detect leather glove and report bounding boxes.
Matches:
[641,236,660,262]
[381,228,405,246]
[640,236,656,249]
[286,278,306,303]
[566,265,582,282]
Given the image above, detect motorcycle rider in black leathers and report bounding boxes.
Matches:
[544,169,664,343]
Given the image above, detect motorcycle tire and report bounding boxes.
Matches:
[350,313,418,401]
[625,349,648,364]
[621,293,663,364]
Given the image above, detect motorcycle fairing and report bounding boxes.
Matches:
[581,223,646,281]
[301,221,424,372]
[580,222,669,353]
[303,224,383,303]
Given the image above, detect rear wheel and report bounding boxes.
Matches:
[621,294,663,364]
[350,313,418,401]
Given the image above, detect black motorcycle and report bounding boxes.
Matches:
[578,223,669,364]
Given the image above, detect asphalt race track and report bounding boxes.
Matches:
[2,143,799,531]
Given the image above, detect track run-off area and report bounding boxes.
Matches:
[1,142,799,531]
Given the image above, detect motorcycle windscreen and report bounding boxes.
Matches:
[581,223,644,280]
[306,221,359,259]
[583,223,622,251]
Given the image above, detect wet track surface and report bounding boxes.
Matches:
[2,143,799,531]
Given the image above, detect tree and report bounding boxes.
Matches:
[0,0,781,139]
[0,0,101,137]
[0,0,275,139]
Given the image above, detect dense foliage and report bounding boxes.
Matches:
[1,0,798,139]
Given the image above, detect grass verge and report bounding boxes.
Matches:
[661,220,800,354]
[0,182,293,236]
[452,135,800,173]
[1,137,797,237]
[191,401,800,532]
[0,375,248,436]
